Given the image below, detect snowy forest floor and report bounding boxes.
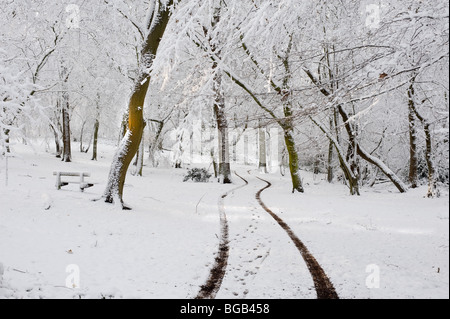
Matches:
[0,141,448,299]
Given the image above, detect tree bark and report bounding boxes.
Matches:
[79,120,87,153]
[310,116,360,195]
[327,112,335,183]
[92,118,99,161]
[148,119,164,167]
[210,2,232,184]
[60,63,71,163]
[213,79,232,184]
[303,67,408,193]
[283,128,304,193]
[279,36,304,193]
[50,124,62,158]
[194,30,304,192]
[104,0,173,207]
[134,136,145,177]
[409,82,439,198]
[61,94,72,163]
[3,129,11,154]
[423,123,438,198]
[408,81,419,188]
[337,104,408,193]
[259,124,268,173]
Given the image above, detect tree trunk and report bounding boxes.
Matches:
[304,67,406,193]
[119,112,128,144]
[61,96,72,163]
[259,125,268,174]
[210,129,218,178]
[213,84,232,184]
[423,123,438,198]
[409,79,439,198]
[104,0,173,207]
[133,136,144,177]
[327,113,335,183]
[104,85,148,205]
[210,3,231,184]
[283,128,304,193]
[281,38,304,193]
[148,119,164,167]
[408,82,419,188]
[60,63,71,163]
[198,32,304,193]
[51,125,62,158]
[3,129,11,154]
[337,105,408,193]
[91,118,99,161]
[281,106,305,193]
[80,120,87,153]
[310,116,360,195]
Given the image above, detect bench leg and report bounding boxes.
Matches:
[80,175,85,192]
[56,173,62,190]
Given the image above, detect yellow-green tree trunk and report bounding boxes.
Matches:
[104,0,173,207]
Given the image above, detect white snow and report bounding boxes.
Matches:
[0,141,448,299]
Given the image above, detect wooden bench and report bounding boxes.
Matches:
[53,172,94,192]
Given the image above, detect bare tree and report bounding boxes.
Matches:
[104,0,174,207]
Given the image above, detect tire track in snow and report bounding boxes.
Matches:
[253,173,339,300]
[196,172,249,299]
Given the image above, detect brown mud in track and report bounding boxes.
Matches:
[195,172,249,299]
[254,174,339,300]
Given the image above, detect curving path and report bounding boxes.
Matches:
[254,174,338,299]
[195,172,248,299]
[196,170,338,299]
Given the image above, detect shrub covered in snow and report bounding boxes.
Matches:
[183,168,212,183]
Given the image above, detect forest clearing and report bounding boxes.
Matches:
[1,0,448,300]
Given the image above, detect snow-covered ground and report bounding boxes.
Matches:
[0,141,448,299]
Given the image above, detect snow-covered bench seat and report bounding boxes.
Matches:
[53,172,94,192]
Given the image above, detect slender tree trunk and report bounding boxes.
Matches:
[310,116,360,195]
[104,0,173,207]
[337,104,408,193]
[61,96,72,163]
[327,141,334,182]
[283,126,304,193]
[134,136,144,177]
[91,94,101,160]
[409,79,439,198]
[345,121,360,189]
[213,82,232,184]
[327,113,335,183]
[60,63,71,163]
[50,123,62,158]
[281,115,304,193]
[196,30,303,193]
[148,119,164,167]
[423,123,438,198]
[210,2,231,184]
[304,68,407,193]
[211,147,218,178]
[92,118,99,161]
[281,37,304,193]
[3,129,11,154]
[52,99,63,158]
[119,112,128,144]
[80,120,87,153]
[259,124,268,174]
[408,82,419,188]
